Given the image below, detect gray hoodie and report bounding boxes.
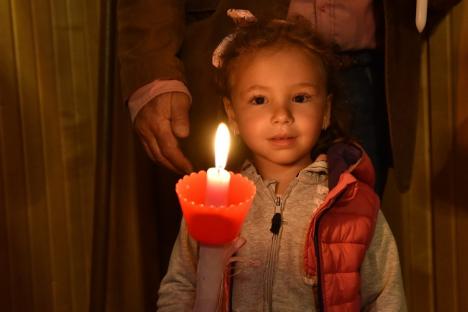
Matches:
[158,159,406,311]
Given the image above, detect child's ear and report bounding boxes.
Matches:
[322,94,332,130]
[223,97,239,135]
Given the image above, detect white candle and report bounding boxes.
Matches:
[205,123,231,206]
[416,0,428,33]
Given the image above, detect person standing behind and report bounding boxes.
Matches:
[117,0,460,195]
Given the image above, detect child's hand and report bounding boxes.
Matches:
[194,237,246,312]
[199,236,246,268]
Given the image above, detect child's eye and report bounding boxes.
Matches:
[250,96,267,105]
[292,94,311,103]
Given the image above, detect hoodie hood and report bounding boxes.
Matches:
[327,142,375,190]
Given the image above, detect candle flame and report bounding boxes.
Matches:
[214,123,230,169]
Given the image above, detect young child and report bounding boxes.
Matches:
[158,14,406,312]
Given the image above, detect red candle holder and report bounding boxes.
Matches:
[175,171,256,245]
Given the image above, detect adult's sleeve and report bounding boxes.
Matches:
[360,210,408,312]
[157,220,199,311]
[117,0,187,102]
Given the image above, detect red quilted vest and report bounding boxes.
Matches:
[304,144,379,312]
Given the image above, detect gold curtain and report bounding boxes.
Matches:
[1,0,468,311]
[382,1,468,311]
[0,0,100,310]
[0,0,180,310]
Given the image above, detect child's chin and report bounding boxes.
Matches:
[269,154,312,167]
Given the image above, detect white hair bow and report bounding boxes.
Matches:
[212,9,257,68]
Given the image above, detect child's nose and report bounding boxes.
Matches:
[271,106,294,124]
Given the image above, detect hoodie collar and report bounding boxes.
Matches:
[239,142,374,191]
[240,156,328,186]
[326,142,375,190]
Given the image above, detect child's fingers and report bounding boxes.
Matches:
[222,237,247,269]
[225,237,246,258]
[233,236,246,250]
[198,238,246,268]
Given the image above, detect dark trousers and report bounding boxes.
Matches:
[337,51,391,197]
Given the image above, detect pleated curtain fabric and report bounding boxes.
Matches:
[381,2,468,311]
[0,0,168,310]
[0,0,100,310]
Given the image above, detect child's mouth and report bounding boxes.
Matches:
[268,136,296,147]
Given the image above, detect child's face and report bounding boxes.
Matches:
[224,45,331,171]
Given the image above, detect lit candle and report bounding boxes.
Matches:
[416,0,427,33]
[205,123,231,206]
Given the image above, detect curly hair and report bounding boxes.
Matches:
[215,16,351,159]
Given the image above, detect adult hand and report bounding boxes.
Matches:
[134,92,193,173]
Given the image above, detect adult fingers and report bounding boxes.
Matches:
[138,129,180,173]
[153,93,193,172]
[152,117,193,173]
[134,94,193,173]
[135,115,178,171]
[141,140,156,162]
[170,92,191,138]
[138,124,182,173]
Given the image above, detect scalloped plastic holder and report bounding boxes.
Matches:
[175,171,256,245]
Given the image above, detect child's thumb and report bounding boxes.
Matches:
[232,236,246,252]
[224,237,246,260]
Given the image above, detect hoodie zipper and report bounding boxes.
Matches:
[264,195,283,311]
[270,197,282,234]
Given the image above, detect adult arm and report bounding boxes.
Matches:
[117,0,193,173]
[117,0,187,100]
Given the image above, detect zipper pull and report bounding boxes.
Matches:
[270,213,282,234]
[270,197,282,234]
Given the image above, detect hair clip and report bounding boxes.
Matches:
[212,9,257,68]
[227,9,256,25]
